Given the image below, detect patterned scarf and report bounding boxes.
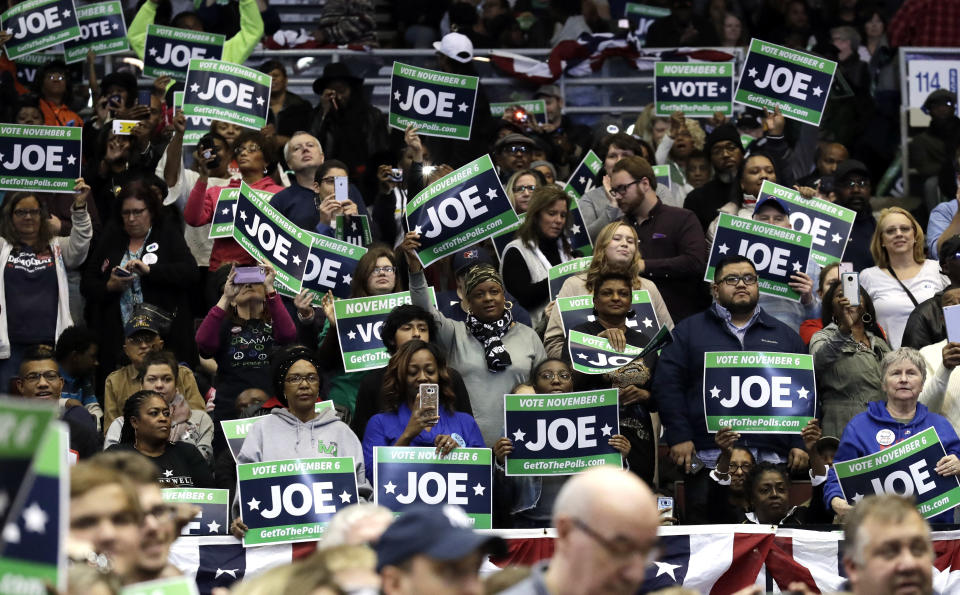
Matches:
[465,307,513,372]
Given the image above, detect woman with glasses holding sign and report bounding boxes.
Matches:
[0,181,92,391]
[542,221,674,359]
[501,186,580,327]
[492,358,631,528]
[824,347,960,523]
[360,340,484,482]
[504,169,543,214]
[400,231,547,448]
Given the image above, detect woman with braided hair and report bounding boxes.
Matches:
[400,231,547,448]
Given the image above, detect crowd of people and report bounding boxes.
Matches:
[1,0,959,592]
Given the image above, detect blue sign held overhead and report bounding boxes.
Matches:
[0,124,82,193]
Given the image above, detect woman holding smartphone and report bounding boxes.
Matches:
[360,340,484,482]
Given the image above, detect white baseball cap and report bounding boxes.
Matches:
[433,32,474,63]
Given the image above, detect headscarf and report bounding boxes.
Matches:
[462,264,513,372]
[270,345,323,407]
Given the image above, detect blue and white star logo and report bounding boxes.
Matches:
[718,243,729,255]
[207,520,221,533]
[339,490,352,504]
[247,497,261,510]
[512,428,526,442]
[22,502,48,533]
[709,385,721,398]
[472,483,485,496]
[383,481,397,494]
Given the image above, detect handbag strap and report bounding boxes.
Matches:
[887,266,920,308]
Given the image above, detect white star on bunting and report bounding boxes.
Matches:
[207,520,221,533]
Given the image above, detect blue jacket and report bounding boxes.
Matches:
[269,181,369,236]
[652,304,806,453]
[824,401,960,523]
[361,401,485,482]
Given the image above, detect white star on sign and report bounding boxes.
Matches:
[600,423,612,436]
[512,428,526,442]
[571,224,581,235]
[0,153,4,161]
[579,176,586,185]
[748,67,758,78]
[831,233,842,243]
[207,520,221,533]
[719,86,727,93]
[4,29,12,36]
[239,210,247,221]
[292,254,301,266]
[486,188,498,200]
[66,154,76,165]
[149,47,158,56]
[660,85,668,93]
[383,481,397,494]
[3,523,20,544]
[812,86,823,97]
[221,207,230,215]
[852,493,864,503]
[62,9,71,17]
[342,273,352,285]
[414,225,422,234]
[22,502,48,533]
[458,102,468,112]
[247,497,261,510]
[642,317,653,328]
[256,96,265,106]
[473,483,485,496]
[163,469,173,477]
[393,90,401,101]
[797,386,809,399]
[112,22,119,30]
[654,561,682,581]
[710,385,721,399]
[339,490,352,503]
[576,352,587,360]
[190,83,200,93]
[792,260,802,272]
[347,330,356,340]
[718,243,729,255]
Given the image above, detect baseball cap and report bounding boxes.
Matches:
[373,505,506,572]
[534,84,562,99]
[754,196,791,216]
[433,32,474,64]
[452,246,495,276]
[816,436,840,453]
[834,159,870,184]
[124,314,159,338]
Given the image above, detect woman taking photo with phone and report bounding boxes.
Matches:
[360,340,484,482]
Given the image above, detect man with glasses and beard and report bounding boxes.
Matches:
[833,159,877,270]
[683,124,745,233]
[652,255,808,524]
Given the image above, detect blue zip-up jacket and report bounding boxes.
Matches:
[652,304,807,454]
[824,401,960,523]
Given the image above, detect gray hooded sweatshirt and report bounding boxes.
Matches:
[237,407,373,499]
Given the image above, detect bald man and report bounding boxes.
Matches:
[501,466,659,595]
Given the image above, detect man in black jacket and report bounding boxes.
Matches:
[683,124,744,233]
[902,234,960,349]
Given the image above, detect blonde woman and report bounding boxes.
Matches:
[542,221,673,359]
[504,168,542,214]
[860,207,948,348]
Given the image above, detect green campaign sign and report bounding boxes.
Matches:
[121,577,199,595]
[0,124,83,193]
[334,289,437,373]
[62,0,128,63]
[735,38,837,126]
[143,24,224,81]
[568,329,645,374]
[547,257,591,300]
[705,212,814,301]
[1,0,81,60]
[334,213,373,247]
[209,186,274,239]
[557,290,661,337]
[504,389,621,476]
[834,427,960,520]
[654,61,734,117]
[161,487,229,536]
[389,62,479,140]
[702,351,816,433]
[237,457,359,546]
[489,99,547,123]
[562,150,602,200]
[183,59,271,130]
[758,180,855,267]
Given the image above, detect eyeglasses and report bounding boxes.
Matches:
[538,370,572,381]
[844,179,869,188]
[609,179,641,197]
[21,371,60,383]
[121,207,148,219]
[504,145,529,154]
[719,274,758,286]
[285,373,320,385]
[729,463,753,473]
[372,266,397,275]
[235,144,261,156]
[513,185,537,193]
[882,225,912,236]
[571,518,660,566]
[127,334,157,346]
[13,208,41,218]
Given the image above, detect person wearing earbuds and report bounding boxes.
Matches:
[360,340,484,483]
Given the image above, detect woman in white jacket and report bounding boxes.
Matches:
[0,179,92,390]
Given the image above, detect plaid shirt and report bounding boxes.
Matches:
[889,0,960,47]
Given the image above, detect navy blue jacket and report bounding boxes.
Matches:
[270,181,369,235]
[824,401,960,524]
[652,304,807,454]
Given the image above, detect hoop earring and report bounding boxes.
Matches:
[504,301,514,310]
[861,312,873,325]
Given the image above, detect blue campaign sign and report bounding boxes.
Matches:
[702,351,816,434]
[143,24,224,81]
[0,124,83,193]
[706,213,814,301]
[301,232,366,301]
[568,330,646,375]
[406,155,520,267]
[563,150,602,200]
[232,182,312,293]
[184,59,271,130]
[237,458,359,546]
[373,447,493,528]
[654,62,735,117]
[388,62,479,140]
[490,219,520,260]
[504,389,621,476]
[1,0,81,60]
[834,427,960,520]
[557,290,661,337]
[334,214,372,247]
[161,488,229,536]
[548,257,592,300]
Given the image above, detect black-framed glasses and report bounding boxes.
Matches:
[121,207,148,219]
[13,208,41,218]
[571,518,659,565]
[609,179,641,198]
[719,274,758,286]
[21,371,60,383]
[372,266,397,274]
[285,373,320,385]
[729,463,753,473]
[538,370,572,381]
[513,184,536,193]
